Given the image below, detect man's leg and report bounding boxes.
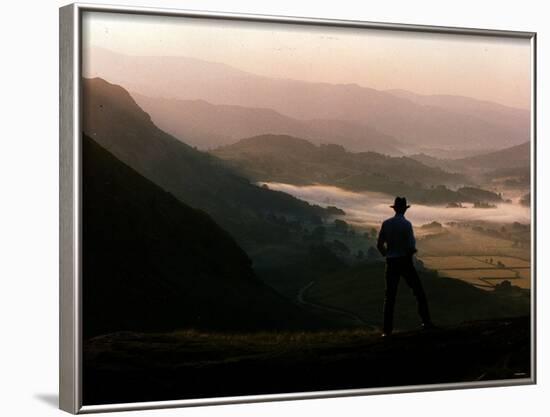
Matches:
[402,258,432,326]
[383,259,400,335]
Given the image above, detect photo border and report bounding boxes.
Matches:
[59,2,537,413]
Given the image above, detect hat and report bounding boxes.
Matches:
[390,196,410,209]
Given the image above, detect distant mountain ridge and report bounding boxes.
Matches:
[131,93,404,155]
[386,89,530,131]
[213,134,463,185]
[212,134,502,205]
[82,77,331,247]
[411,141,530,173]
[85,47,530,152]
[455,141,530,169]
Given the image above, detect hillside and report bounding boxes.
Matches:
[84,47,529,152]
[83,316,530,405]
[305,261,530,330]
[82,134,328,338]
[386,89,530,133]
[212,134,462,185]
[212,135,502,205]
[131,93,403,154]
[455,141,530,170]
[82,78,332,247]
[410,141,530,184]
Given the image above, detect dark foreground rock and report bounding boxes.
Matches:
[83,316,531,405]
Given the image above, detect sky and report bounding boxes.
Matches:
[82,11,532,109]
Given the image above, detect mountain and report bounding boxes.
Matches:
[411,141,530,174]
[84,47,529,151]
[213,134,464,186]
[386,89,530,133]
[82,133,327,338]
[131,93,403,155]
[454,141,530,170]
[82,78,331,248]
[212,134,501,204]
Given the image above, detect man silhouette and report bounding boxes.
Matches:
[377,197,433,337]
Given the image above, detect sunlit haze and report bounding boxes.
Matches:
[261,183,531,226]
[83,11,531,109]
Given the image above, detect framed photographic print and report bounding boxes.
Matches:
[59,2,536,414]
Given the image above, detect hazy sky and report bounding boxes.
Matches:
[83,11,532,109]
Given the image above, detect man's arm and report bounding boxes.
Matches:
[377,223,387,257]
[408,222,417,255]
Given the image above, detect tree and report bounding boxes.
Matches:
[310,226,326,241]
[334,219,348,233]
[332,239,350,254]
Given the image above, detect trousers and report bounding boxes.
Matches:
[383,256,431,334]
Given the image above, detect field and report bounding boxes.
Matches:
[472,256,530,268]
[420,256,493,270]
[418,225,530,259]
[420,255,530,290]
[302,260,530,332]
[417,223,531,290]
[435,267,529,289]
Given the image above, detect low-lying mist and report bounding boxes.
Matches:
[262,182,531,227]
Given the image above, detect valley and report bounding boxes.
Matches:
[82,77,532,336]
[260,182,531,296]
[78,15,534,406]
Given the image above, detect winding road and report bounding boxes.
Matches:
[296,280,378,331]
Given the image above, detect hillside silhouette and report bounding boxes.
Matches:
[83,316,530,405]
[85,47,528,152]
[83,78,333,247]
[82,134,330,338]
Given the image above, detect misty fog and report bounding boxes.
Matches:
[262,182,531,227]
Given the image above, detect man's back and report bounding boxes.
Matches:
[378,214,416,258]
[376,197,432,336]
